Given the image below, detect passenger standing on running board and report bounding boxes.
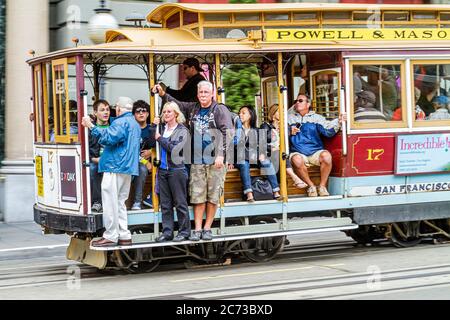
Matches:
[152,81,233,241]
[82,97,141,247]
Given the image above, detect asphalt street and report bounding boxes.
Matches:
[1,222,450,300]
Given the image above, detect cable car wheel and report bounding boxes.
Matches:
[346,225,381,245]
[116,226,162,274]
[389,221,422,248]
[240,216,285,262]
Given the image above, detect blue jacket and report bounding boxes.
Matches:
[90,112,141,176]
[288,111,340,156]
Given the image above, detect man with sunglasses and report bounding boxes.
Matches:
[164,58,206,102]
[288,94,344,197]
[131,100,156,210]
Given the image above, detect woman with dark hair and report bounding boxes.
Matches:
[234,105,280,202]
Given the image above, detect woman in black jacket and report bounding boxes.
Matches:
[153,101,191,242]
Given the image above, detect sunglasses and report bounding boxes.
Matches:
[134,108,147,114]
[294,98,307,104]
[183,66,190,70]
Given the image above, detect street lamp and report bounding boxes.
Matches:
[88,0,119,44]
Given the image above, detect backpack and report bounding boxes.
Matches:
[250,176,273,201]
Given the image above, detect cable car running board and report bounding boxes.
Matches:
[90,223,358,251]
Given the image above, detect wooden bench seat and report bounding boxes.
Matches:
[224,166,322,202]
[126,165,323,207]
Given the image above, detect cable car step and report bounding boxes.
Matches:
[90,218,358,251]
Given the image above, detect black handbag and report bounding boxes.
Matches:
[250,176,273,201]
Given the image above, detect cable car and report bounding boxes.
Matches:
[28,3,450,273]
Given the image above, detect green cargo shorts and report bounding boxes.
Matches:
[189,164,227,205]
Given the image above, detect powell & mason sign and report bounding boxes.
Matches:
[267,28,450,42]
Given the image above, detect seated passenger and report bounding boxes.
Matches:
[89,99,111,212]
[354,91,387,122]
[260,104,307,189]
[232,105,280,202]
[153,102,191,242]
[417,81,439,117]
[413,87,426,120]
[427,95,450,120]
[288,94,344,197]
[366,67,398,119]
[131,100,156,210]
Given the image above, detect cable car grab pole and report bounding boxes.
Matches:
[82,90,91,214]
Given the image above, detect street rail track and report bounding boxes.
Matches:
[0,236,449,293]
[130,263,450,300]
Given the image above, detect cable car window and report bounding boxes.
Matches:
[412,11,437,20]
[412,62,450,125]
[264,13,290,21]
[323,11,351,20]
[353,11,380,22]
[204,27,254,39]
[166,12,180,29]
[440,12,450,21]
[203,13,231,22]
[351,62,406,128]
[44,62,54,142]
[33,65,43,142]
[68,63,78,136]
[311,70,340,120]
[384,12,409,21]
[51,58,78,143]
[234,13,260,21]
[183,11,198,25]
[293,12,317,21]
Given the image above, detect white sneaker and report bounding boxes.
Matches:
[318,185,330,197]
[91,202,102,212]
[307,186,318,197]
[131,202,141,210]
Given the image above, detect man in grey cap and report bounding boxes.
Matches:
[354,90,387,123]
[164,58,206,102]
[82,96,141,247]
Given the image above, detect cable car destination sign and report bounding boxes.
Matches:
[267,29,450,41]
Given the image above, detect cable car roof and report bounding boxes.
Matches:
[147,3,450,24]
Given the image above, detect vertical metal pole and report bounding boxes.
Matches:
[215,53,222,103]
[405,59,413,130]
[277,52,288,204]
[378,67,383,115]
[215,53,226,213]
[82,91,91,215]
[340,86,347,156]
[148,53,159,215]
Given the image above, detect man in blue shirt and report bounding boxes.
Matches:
[288,94,344,197]
[82,97,141,247]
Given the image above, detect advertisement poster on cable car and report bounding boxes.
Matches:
[395,134,450,175]
[60,155,77,203]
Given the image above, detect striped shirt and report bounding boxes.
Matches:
[354,108,387,122]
